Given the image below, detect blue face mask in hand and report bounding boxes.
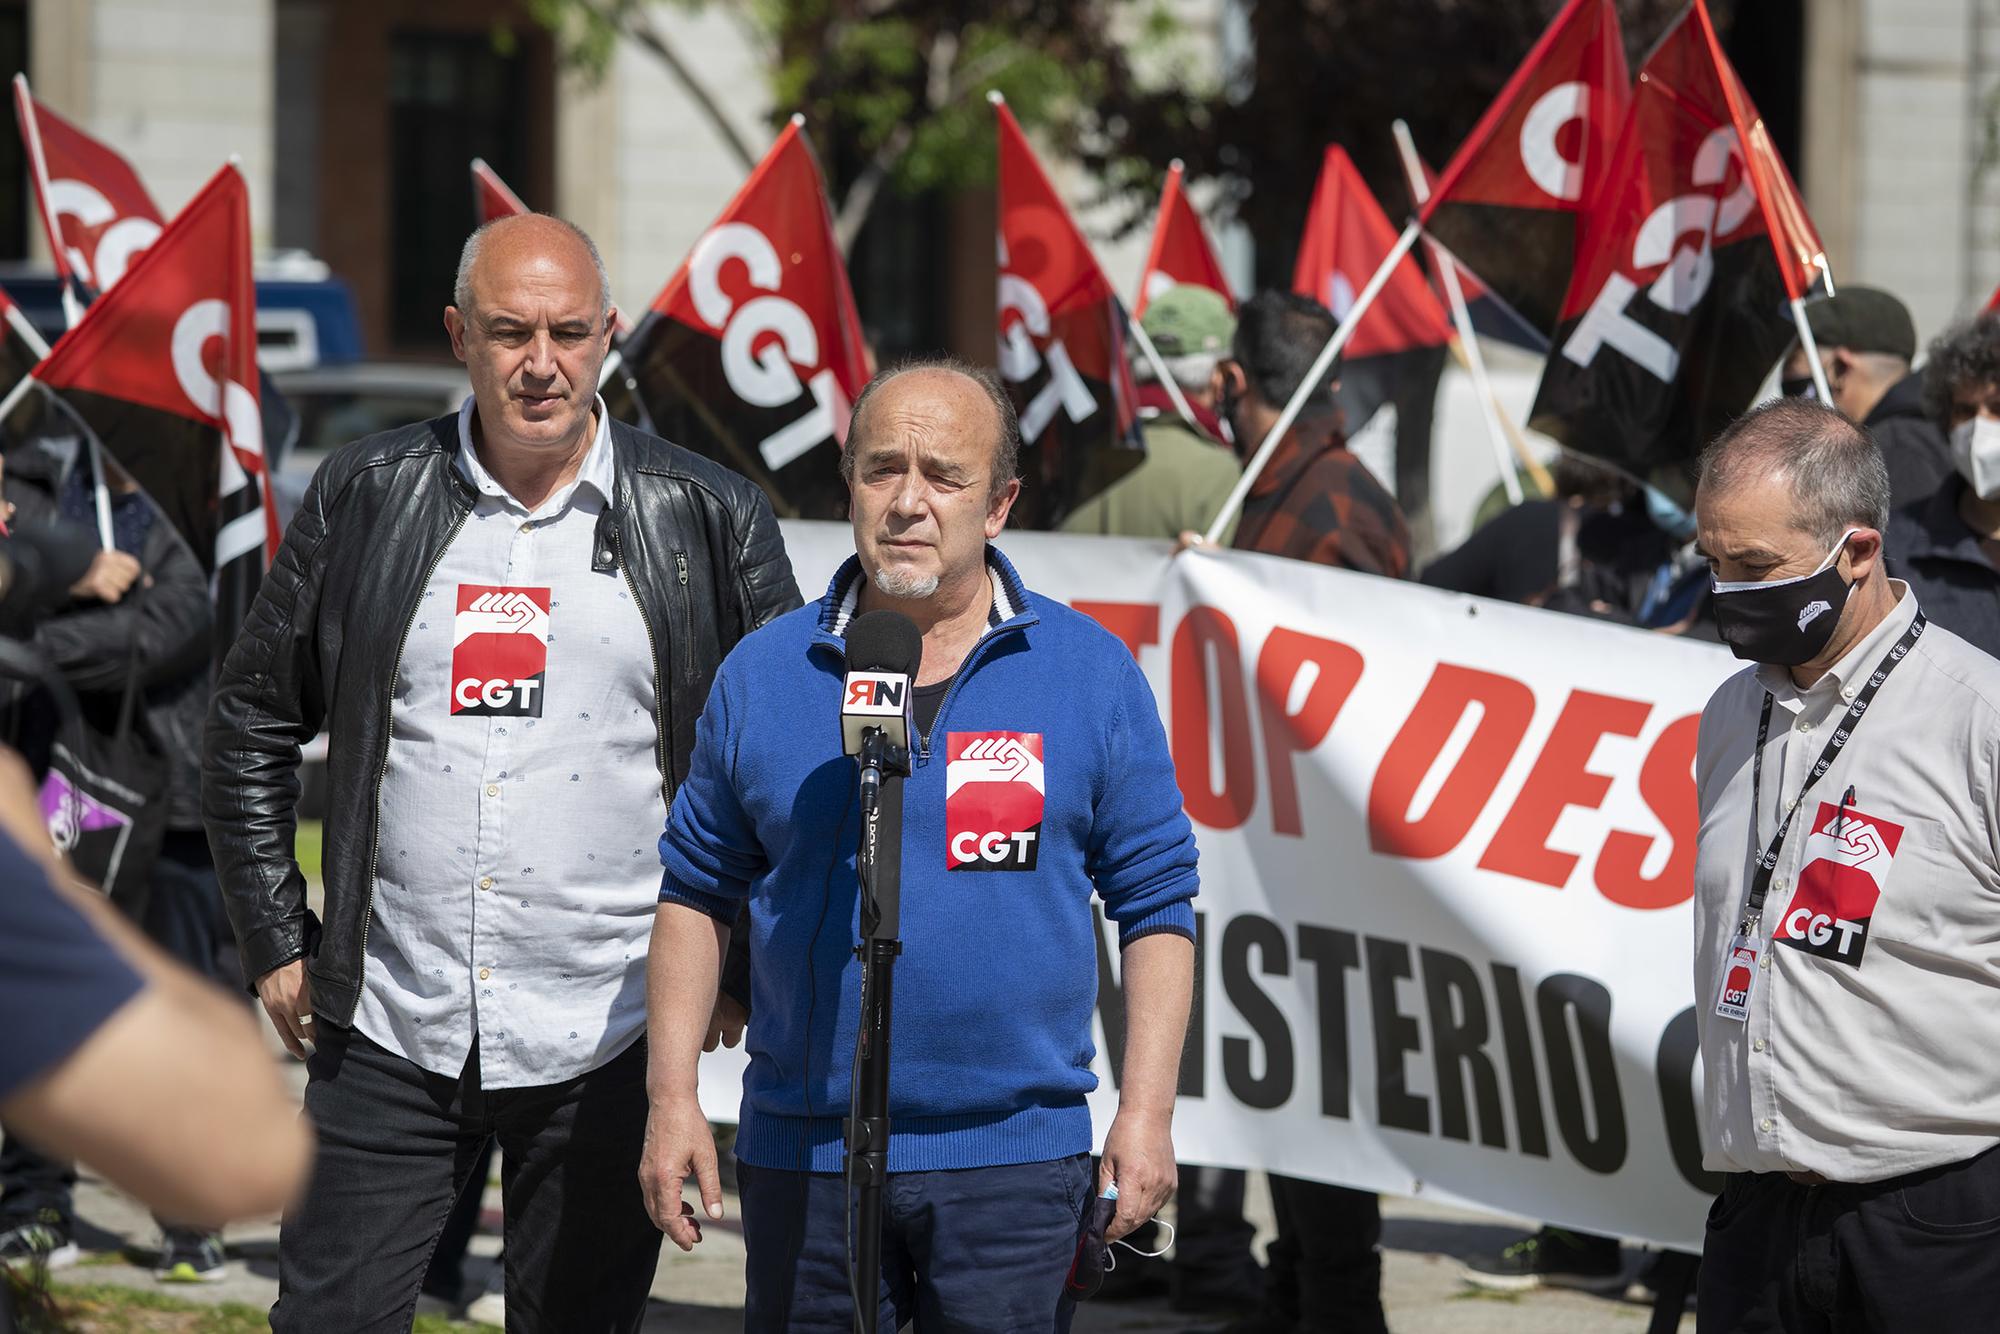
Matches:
[1644,485,1697,541]
[1062,1184,1176,1300]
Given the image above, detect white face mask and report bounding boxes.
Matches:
[1952,414,2000,501]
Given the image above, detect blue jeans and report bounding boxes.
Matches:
[738,1152,1091,1333]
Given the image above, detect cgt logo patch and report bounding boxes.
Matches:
[1773,800,1904,967]
[945,732,1044,871]
[451,585,551,716]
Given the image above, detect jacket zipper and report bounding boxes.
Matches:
[357,504,470,1017]
[620,524,673,797]
[673,551,692,684]
[914,621,1023,763]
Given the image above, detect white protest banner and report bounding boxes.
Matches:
[698,521,1737,1252]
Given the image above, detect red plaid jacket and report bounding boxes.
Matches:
[1230,425,1411,577]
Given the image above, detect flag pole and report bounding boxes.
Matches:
[1124,308,1205,435]
[1788,295,1832,404]
[13,76,83,330]
[1202,219,1422,546]
[1393,119,1526,505]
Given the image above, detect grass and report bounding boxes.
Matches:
[16,1282,499,1333]
[293,819,324,887]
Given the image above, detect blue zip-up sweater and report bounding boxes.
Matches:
[659,546,1199,1172]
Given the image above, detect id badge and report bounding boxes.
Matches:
[1714,939,1758,1023]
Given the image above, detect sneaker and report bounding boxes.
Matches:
[154,1228,227,1283]
[0,1211,80,1271]
[1460,1227,1624,1294]
[465,1289,506,1326]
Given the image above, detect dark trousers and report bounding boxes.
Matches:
[1700,1146,2000,1333]
[0,1135,73,1226]
[274,1022,660,1334]
[1260,1175,1386,1334]
[738,1153,1091,1332]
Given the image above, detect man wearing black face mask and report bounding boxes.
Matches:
[1691,397,2000,1333]
[1780,287,1948,509]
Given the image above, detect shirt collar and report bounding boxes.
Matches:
[1755,579,1919,701]
[820,545,1030,638]
[454,394,614,516]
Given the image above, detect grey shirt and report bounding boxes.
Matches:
[353,397,666,1088]
[1694,582,2000,1180]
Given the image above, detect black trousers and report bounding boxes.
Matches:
[1700,1145,2000,1333]
[1260,1175,1386,1333]
[274,1022,660,1334]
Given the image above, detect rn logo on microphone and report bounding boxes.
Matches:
[945,732,1044,871]
[845,676,907,711]
[451,585,551,716]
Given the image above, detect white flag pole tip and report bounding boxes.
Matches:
[790,112,806,128]
[986,89,1006,106]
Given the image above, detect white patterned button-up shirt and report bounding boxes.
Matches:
[353,396,667,1088]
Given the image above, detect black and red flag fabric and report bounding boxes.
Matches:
[1529,0,1828,478]
[1419,0,1629,338]
[1406,149,1546,353]
[14,74,165,298]
[23,164,276,659]
[622,118,870,519]
[993,94,1144,528]
[1135,160,1234,317]
[1293,144,1453,448]
[471,157,530,224]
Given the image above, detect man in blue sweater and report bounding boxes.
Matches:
[643,359,1200,1330]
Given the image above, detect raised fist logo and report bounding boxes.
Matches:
[453,590,548,644]
[1820,819,1886,870]
[946,735,1045,796]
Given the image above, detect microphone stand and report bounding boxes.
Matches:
[847,724,909,1334]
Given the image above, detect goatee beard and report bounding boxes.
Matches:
[873,566,941,600]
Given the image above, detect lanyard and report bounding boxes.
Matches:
[1739,611,1926,938]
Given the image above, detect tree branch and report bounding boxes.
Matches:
[618,3,759,172]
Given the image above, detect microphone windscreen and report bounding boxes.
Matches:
[845,609,924,680]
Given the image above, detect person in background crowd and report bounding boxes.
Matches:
[0,748,311,1285]
[1061,285,1243,544]
[645,360,1198,1331]
[1782,285,1949,508]
[0,426,228,1284]
[1223,291,1408,578]
[202,213,798,1333]
[1886,311,2000,658]
[1214,289,1400,1334]
[1059,281,1261,1315]
[1421,454,1659,620]
[1693,398,2000,1332]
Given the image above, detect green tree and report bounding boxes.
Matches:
[527,0,1205,249]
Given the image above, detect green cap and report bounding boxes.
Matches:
[1141,284,1236,359]
[1803,286,1917,362]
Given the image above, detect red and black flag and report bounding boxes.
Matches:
[993,95,1143,528]
[1529,0,1827,477]
[1293,144,1453,447]
[1419,0,1629,338]
[470,156,530,224]
[621,118,870,519]
[14,74,165,300]
[1136,160,1234,317]
[23,165,276,660]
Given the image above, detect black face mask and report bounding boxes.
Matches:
[1710,531,1856,665]
[1780,375,1818,401]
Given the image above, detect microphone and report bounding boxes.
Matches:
[842,610,923,756]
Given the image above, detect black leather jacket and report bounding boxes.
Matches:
[202,413,799,1021]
